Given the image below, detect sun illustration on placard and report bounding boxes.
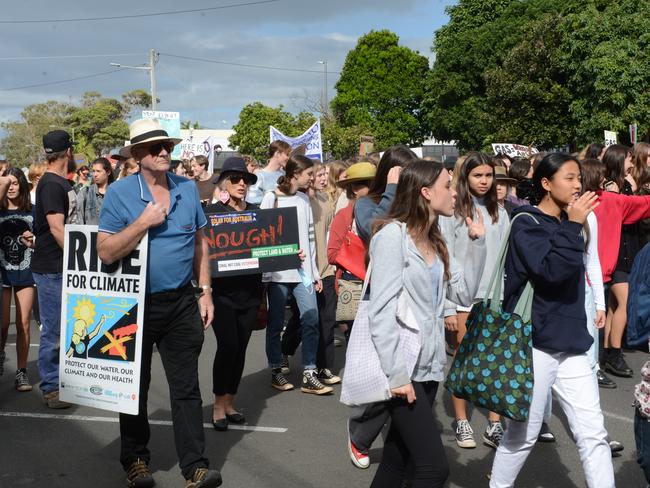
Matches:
[73,297,96,325]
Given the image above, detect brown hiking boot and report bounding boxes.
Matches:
[126,459,155,488]
[185,467,222,487]
[42,390,71,409]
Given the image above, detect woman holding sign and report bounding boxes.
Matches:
[260,155,332,396]
[205,157,263,431]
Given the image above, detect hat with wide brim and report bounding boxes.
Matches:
[119,118,182,157]
[217,156,258,185]
[494,166,517,184]
[336,162,376,187]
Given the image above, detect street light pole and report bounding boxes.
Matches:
[110,48,158,110]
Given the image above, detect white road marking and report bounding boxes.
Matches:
[0,411,288,433]
[6,343,39,347]
[603,410,634,424]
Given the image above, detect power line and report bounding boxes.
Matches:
[0,68,127,91]
[0,0,280,24]
[0,53,143,61]
[159,52,341,75]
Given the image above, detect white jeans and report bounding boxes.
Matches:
[490,347,615,488]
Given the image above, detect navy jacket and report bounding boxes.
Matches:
[504,205,593,354]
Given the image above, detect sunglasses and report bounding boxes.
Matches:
[145,141,175,155]
[227,174,249,184]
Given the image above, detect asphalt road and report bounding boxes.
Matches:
[0,318,647,488]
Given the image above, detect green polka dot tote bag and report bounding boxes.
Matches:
[444,213,538,422]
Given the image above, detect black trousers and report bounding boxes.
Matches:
[280,275,337,370]
[119,284,208,479]
[212,297,256,396]
[371,381,449,488]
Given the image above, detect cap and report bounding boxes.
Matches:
[43,130,73,154]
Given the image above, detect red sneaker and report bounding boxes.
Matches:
[348,437,370,469]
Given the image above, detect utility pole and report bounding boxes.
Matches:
[318,60,328,115]
[149,48,158,111]
[110,49,158,110]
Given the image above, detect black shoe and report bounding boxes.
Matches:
[301,370,334,395]
[225,412,245,424]
[271,368,294,391]
[212,418,228,431]
[126,459,155,488]
[605,353,633,378]
[609,440,624,453]
[185,468,222,488]
[537,422,556,443]
[597,369,617,389]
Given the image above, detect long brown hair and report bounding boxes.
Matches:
[454,152,499,223]
[603,144,631,190]
[277,155,314,195]
[0,167,32,212]
[374,160,450,279]
[632,143,650,187]
[366,145,417,203]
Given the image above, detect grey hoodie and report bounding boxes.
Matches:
[368,221,486,388]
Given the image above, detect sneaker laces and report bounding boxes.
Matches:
[127,459,150,480]
[304,370,325,388]
[191,468,208,481]
[456,420,474,440]
[273,371,288,385]
[487,421,504,442]
[15,370,28,384]
[319,368,334,379]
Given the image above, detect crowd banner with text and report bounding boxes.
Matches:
[269,120,323,161]
[179,135,217,174]
[604,130,618,147]
[491,144,539,158]
[204,207,300,277]
[142,110,181,159]
[59,225,148,415]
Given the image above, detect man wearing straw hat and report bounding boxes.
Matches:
[97,119,221,488]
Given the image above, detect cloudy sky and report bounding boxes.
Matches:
[0,0,455,130]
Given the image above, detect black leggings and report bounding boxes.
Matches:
[371,381,449,488]
[212,298,257,396]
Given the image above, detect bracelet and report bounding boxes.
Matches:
[199,284,212,293]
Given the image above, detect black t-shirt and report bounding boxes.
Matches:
[32,172,77,274]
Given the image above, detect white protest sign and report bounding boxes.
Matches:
[629,125,637,146]
[269,119,323,161]
[59,225,148,415]
[178,135,218,174]
[604,130,617,147]
[492,144,539,158]
[142,111,181,158]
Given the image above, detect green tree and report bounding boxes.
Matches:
[425,0,650,150]
[229,102,316,162]
[181,120,201,129]
[332,30,430,150]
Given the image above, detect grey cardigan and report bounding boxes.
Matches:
[368,221,486,388]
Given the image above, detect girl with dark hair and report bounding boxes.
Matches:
[74,157,115,225]
[354,144,418,243]
[260,155,331,395]
[368,160,486,488]
[489,153,614,488]
[601,144,643,378]
[0,167,35,391]
[440,151,509,449]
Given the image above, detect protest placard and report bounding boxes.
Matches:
[491,143,539,158]
[269,120,323,161]
[630,124,638,146]
[178,135,218,173]
[142,110,181,158]
[59,225,148,415]
[604,130,618,147]
[204,207,300,277]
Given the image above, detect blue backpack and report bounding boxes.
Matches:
[627,242,650,346]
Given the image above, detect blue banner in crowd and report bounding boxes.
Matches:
[269,119,323,161]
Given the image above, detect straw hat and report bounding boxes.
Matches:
[119,119,182,157]
[336,162,376,187]
[494,166,517,184]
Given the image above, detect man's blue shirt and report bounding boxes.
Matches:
[98,172,207,293]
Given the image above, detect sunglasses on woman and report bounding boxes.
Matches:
[227,174,249,184]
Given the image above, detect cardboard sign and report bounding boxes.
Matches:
[204,207,300,277]
[604,130,617,147]
[492,144,539,158]
[59,225,148,415]
[178,135,218,174]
